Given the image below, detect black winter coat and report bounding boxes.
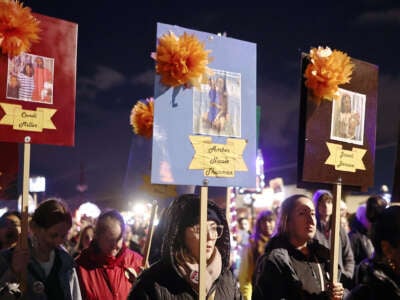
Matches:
[129,259,240,299]
[252,236,332,300]
[128,195,241,299]
[348,258,400,300]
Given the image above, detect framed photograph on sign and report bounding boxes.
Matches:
[193,68,241,138]
[330,88,366,145]
[7,53,55,104]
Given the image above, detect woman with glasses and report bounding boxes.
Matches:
[128,193,241,299]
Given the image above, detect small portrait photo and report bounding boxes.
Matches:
[193,68,241,137]
[6,53,55,104]
[330,88,366,145]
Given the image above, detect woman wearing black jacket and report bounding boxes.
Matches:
[252,194,344,300]
[128,193,241,299]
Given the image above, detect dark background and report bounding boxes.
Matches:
[12,0,399,209]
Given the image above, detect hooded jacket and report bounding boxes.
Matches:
[128,194,241,299]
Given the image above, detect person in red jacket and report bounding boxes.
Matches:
[31,56,53,103]
[75,209,143,300]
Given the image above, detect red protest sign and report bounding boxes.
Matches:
[0,13,78,146]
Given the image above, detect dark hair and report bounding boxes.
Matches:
[274,194,310,236]
[254,210,276,240]
[366,195,387,223]
[312,190,332,220]
[0,211,21,229]
[1,211,21,221]
[22,63,34,76]
[77,225,94,251]
[340,93,351,113]
[31,198,72,229]
[371,206,400,256]
[95,209,125,238]
[163,194,229,263]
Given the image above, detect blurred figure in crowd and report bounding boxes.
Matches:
[340,200,351,234]
[0,211,21,251]
[349,204,375,265]
[0,198,82,299]
[366,195,388,225]
[348,205,400,299]
[148,207,170,265]
[129,194,241,299]
[236,217,251,247]
[71,225,94,258]
[75,209,143,300]
[253,194,345,300]
[238,209,276,300]
[313,190,355,289]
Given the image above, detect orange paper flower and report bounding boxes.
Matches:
[0,0,40,57]
[152,31,211,88]
[304,46,354,103]
[130,97,154,138]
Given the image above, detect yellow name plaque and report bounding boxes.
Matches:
[325,142,366,172]
[0,103,56,132]
[189,135,248,178]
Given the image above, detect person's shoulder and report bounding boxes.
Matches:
[136,260,171,283]
[125,248,143,259]
[347,283,371,300]
[0,247,13,263]
[260,238,291,267]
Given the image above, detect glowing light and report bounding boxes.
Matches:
[76,202,101,222]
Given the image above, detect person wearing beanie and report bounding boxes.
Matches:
[128,193,241,299]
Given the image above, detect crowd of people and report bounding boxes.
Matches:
[0,191,398,299]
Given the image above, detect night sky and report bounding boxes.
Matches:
[17,0,399,209]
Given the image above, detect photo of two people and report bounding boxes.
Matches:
[6,53,54,104]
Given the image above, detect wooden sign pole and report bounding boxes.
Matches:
[330,179,342,284]
[141,200,158,270]
[225,187,231,226]
[199,180,208,300]
[18,137,31,293]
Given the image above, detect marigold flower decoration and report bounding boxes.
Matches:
[130,97,154,139]
[304,46,354,104]
[151,31,212,88]
[0,0,40,57]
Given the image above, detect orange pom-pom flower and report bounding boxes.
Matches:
[130,97,154,138]
[0,0,40,57]
[152,31,211,88]
[304,46,354,103]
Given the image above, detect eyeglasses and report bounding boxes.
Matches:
[190,224,224,239]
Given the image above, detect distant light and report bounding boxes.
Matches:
[132,203,147,215]
[29,176,46,192]
[76,202,101,221]
[17,194,35,214]
[0,207,8,217]
[120,211,135,225]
